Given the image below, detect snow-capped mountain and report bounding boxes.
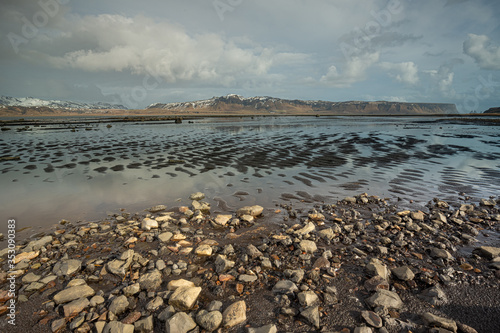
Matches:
[0,96,127,110]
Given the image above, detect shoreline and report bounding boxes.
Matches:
[0,193,499,332]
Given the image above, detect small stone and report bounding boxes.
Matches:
[236,205,264,217]
[273,280,298,294]
[354,327,373,333]
[167,279,195,290]
[109,295,129,315]
[361,310,383,328]
[134,315,154,333]
[246,244,263,258]
[168,286,201,311]
[222,300,247,328]
[52,259,82,276]
[299,240,317,254]
[300,306,320,329]
[473,246,500,259]
[25,282,45,292]
[146,296,164,312]
[196,310,223,332]
[366,289,403,310]
[294,222,315,236]
[53,285,95,304]
[165,312,197,333]
[14,251,40,264]
[480,198,496,206]
[419,285,448,306]
[103,321,134,333]
[247,324,278,333]
[141,218,158,231]
[318,228,335,241]
[215,255,235,273]
[430,247,453,260]
[214,215,232,226]
[149,205,167,213]
[158,232,173,243]
[195,244,213,256]
[63,297,90,317]
[190,192,205,200]
[298,291,319,307]
[23,235,53,252]
[51,318,66,332]
[366,258,389,280]
[391,266,415,281]
[90,295,105,307]
[422,312,457,332]
[138,269,162,291]
[239,274,258,283]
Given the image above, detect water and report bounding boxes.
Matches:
[1,116,499,240]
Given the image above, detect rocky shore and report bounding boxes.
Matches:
[0,193,499,333]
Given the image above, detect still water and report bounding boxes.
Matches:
[1,116,499,239]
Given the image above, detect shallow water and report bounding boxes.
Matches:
[1,116,499,239]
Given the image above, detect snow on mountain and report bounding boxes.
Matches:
[0,96,127,110]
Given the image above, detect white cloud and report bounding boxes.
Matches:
[379,61,419,85]
[320,52,379,87]
[463,34,500,70]
[424,64,457,98]
[34,14,303,86]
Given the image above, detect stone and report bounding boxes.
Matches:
[344,196,357,203]
[165,312,197,333]
[318,228,335,241]
[247,324,278,333]
[215,255,235,273]
[247,244,263,258]
[195,244,213,256]
[298,291,319,307]
[300,306,320,329]
[207,300,223,312]
[422,312,457,332]
[150,205,167,213]
[22,272,41,284]
[146,296,164,311]
[53,285,95,304]
[473,246,500,259]
[109,295,129,315]
[134,315,154,333]
[107,259,132,278]
[294,222,316,236]
[366,258,389,280]
[366,289,403,310]
[122,283,140,296]
[299,240,317,253]
[214,214,232,226]
[167,279,195,290]
[103,321,134,333]
[138,269,162,291]
[391,266,415,281]
[25,282,45,292]
[284,269,305,283]
[23,235,53,251]
[361,310,383,328]
[239,274,258,283]
[419,285,448,306]
[480,198,496,206]
[14,251,40,264]
[63,297,90,317]
[190,192,205,200]
[272,280,298,294]
[90,295,105,307]
[240,215,254,223]
[51,318,66,332]
[196,310,223,332]
[430,248,453,260]
[354,327,373,333]
[158,232,173,243]
[122,311,142,325]
[237,205,264,217]
[52,259,82,277]
[222,300,247,328]
[141,218,158,231]
[168,286,201,311]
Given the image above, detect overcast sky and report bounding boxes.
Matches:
[1,0,499,111]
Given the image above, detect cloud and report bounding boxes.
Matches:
[379,61,419,85]
[463,34,500,70]
[29,14,304,87]
[320,52,379,87]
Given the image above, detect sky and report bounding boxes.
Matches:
[1,0,499,112]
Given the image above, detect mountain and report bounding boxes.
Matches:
[0,96,127,110]
[483,107,500,114]
[148,94,458,115]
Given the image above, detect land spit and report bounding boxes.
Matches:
[0,193,499,333]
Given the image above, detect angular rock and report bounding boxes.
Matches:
[366,289,403,310]
[63,297,90,317]
[298,291,319,307]
[361,310,383,328]
[134,315,154,333]
[109,295,129,316]
[158,232,173,243]
[222,300,247,328]
[22,272,41,284]
[419,285,448,306]
[366,258,389,280]
[52,259,82,277]
[294,222,315,236]
[422,312,457,332]
[237,205,263,217]
[196,310,223,332]
[430,248,453,260]
[138,269,162,291]
[51,318,66,333]
[90,295,105,307]
[23,235,53,252]
[53,285,95,304]
[239,274,258,283]
[284,269,305,283]
[214,215,232,226]
[391,266,415,281]
[318,228,335,241]
[473,246,500,260]
[215,255,235,273]
[195,244,213,256]
[300,306,320,329]
[354,327,373,333]
[149,204,167,213]
[168,286,201,311]
[247,244,263,258]
[141,218,158,231]
[167,279,195,291]
[122,283,140,296]
[146,297,164,312]
[364,276,389,292]
[165,312,197,333]
[247,324,278,333]
[272,280,298,294]
[299,240,317,254]
[103,321,134,333]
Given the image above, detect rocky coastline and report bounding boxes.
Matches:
[0,193,499,333]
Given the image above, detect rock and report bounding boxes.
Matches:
[318,228,335,241]
[134,315,154,333]
[195,244,213,256]
[53,285,95,304]
[366,289,403,310]
[239,274,258,283]
[240,215,254,223]
[63,297,90,317]
[215,255,235,273]
[422,312,457,332]
[190,192,205,200]
[272,280,298,294]
[25,282,45,292]
[366,258,389,280]
[300,306,320,329]
[430,248,453,260]
[207,300,223,312]
[122,283,140,296]
[158,232,173,243]
[298,291,319,307]
[354,327,373,333]
[107,256,133,278]
[247,244,263,258]
[237,205,264,217]
[196,310,223,332]
[480,198,496,206]
[138,269,162,291]
[52,259,82,277]
[165,312,197,333]
[146,296,164,311]
[141,218,158,230]
[167,279,195,290]
[294,222,316,236]
[456,322,478,333]
[284,269,305,283]
[14,251,40,264]
[90,295,105,307]
[168,286,202,311]
[364,276,389,292]
[431,212,447,223]
[103,321,134,333]
[361,310,383,328]
[122,311,142,325]
[247,324,278,333]
[192,200,211,212]
[344,196,357,203]
[299,240,317,253]
[391,266,415,281]
[22,272,41,284]
[149,205,167,213]
[473,246,500,259]
[222,300,247,328]
[51,318,66,332]
[419,285,448,306]
[23,235,53,251]
[109,295,129,315]
[214,215,232,226]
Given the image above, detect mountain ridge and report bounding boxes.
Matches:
[0,96,127,110]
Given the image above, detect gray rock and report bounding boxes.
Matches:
[52,259,82,277]
[366,289,403,310]
[246,244,263,258]
[294,222,316,236]
[215,255,235,273]
[361,310,383,328]
[237,205,263,217]
[222,300,247,328]
[51,318,66,332]
[318,228,335,241]
[284,269,305,283]
[239,274,258,283]
[122,283,140,296]
[63,297,90,317]
[23,235,53,252]
[354,327,373,333]
[366,258,389,280]
[90,295,105,307]
[299,240,317,253]
[247,324,278,333]
[134,315,154,333]
[158,232,173,243]
[391,266,415,281]
[298,291,319,307]
[165,312,197,333]
[207,300,223,312]
[364,275,389,291]
[150,205,167,213]
[53,285,95,304]
[473,246,500,259]
[22,272,41,284]
[190,192,205,201]
[25,282,45,292]
[158,305,176,322]
[419,285,448,306]
[109,295,129,315]
[103,321,134,333]
[138,269,162,291]
[196,310,223,331]
[272,280,298,294]
[430,248,453,260]
[422,312,457,332]
[300,306,320,329]
[146,296,164,312]
[168,286,202,311]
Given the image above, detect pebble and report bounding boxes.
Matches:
[222,300,247,328]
